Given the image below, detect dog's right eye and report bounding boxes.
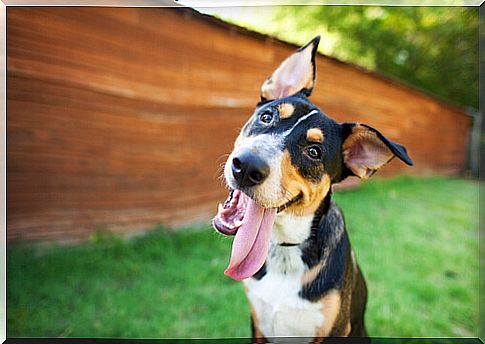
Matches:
[259,112,273,124]
[304,145,322,160]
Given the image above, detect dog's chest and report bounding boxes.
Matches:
[244,214,325,338]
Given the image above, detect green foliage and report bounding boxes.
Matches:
[7,177,478,338]
[213,6,478,109]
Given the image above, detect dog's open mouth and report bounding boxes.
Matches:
[212,189,301,281]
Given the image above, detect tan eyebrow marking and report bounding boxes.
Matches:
[277,103,295,119]
[306,128,324,143]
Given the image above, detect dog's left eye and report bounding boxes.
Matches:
[304,146,322,160]
[259,112,273,124]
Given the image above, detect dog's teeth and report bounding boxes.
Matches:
[221,219,234,229]
[218,203,224,213]
[234,219,243,227]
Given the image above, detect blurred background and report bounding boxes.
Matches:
[7,4,479,339]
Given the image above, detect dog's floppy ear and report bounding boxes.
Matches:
[341,123,413,179]
[261,36,320,101]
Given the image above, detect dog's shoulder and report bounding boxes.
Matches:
[298,200,356,336]
[300,200,346,270]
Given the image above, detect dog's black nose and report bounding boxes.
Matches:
[232,150,270,188]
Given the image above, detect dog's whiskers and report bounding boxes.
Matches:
[213,158,230,185]
[215,153,230,165]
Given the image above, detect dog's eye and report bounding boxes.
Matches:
[259,112,273,124]
[305,146,322,160]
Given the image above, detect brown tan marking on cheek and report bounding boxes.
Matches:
[305,174,331,214]
[293,172,330,216]
[277,103,295,119]
[280,150,307,206]
[314,290,342,338]
[297,174,330,215]
[306,128,324,143]
[280,150,331,215]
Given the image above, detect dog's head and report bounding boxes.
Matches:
[213,36,412,280]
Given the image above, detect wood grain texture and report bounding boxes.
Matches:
[6,7,471,242]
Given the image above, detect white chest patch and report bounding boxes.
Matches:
[244,213,324,338]
[272,213,314,245]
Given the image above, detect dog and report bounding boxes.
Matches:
[212,36,413,340]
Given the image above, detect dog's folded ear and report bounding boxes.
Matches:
[341,123,413,179]
[261,36,320,101]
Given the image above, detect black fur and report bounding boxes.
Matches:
[298,193,332,268]
[300,231,349,301]
[299,197,350,301]
[252,263,267,280]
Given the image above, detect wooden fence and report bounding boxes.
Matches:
[6,7,472,241]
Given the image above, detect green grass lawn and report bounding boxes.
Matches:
[7,176,479,338]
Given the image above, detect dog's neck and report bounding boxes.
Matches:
[253,192,346,281]
[272,193,333,247]
[272,212,314,246]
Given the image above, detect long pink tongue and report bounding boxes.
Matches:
[224,197,277,280]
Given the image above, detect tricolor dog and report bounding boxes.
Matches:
[212,36,412,340]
